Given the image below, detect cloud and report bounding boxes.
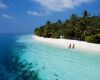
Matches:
[32,0,93,11]
[27,11,41,16]
[0,2,7,8]
[1,14,13,19]
[27,10,49,16]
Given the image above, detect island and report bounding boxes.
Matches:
[34,11,100,44]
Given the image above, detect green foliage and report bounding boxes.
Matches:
[52,31,60,38]
[34,26,44,36]
[85,34,100,43]
[34,10,100,44]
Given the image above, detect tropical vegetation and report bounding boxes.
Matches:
[34,10,100,43]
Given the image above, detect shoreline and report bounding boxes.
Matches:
[33,35,100,54]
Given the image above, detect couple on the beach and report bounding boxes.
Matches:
[68,43,75,49]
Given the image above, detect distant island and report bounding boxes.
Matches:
[34,10,100,44]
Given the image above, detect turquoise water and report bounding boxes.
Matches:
[14,35,100,80]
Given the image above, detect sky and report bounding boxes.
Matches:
[0,0,100,33]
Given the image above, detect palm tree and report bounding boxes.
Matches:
[58,19,62,24]
[46,21,51,25]
[69,14,79,39]
[80,10,90,40]
[83,10,89,18]
[81,10,90,29]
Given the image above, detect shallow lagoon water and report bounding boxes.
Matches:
[15,35,100,80]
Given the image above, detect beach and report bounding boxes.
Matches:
[33,35,100,54]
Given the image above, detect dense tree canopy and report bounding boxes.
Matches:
[34,11,100,43]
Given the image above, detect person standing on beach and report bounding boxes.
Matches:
[68,43,71,48]
[72,44,75,49]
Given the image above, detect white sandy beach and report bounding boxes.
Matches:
[33,35,100,54]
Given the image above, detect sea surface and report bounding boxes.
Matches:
[0,34,100,80]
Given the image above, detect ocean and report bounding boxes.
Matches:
[0,34,100,80]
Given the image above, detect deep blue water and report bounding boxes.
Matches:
[0,34,22,80]
[0,33,37,80]
[0,34,15,79]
